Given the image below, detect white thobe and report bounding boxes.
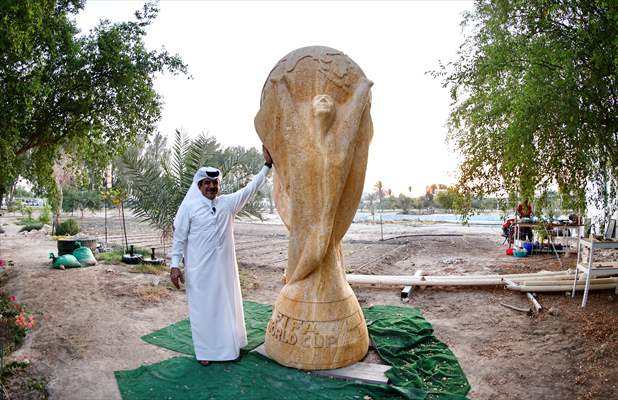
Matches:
[171,165,271,361]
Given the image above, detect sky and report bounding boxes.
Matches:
[75,0,473,197]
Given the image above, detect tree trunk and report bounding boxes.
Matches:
[53,187,64,235]
[5,180,17,209]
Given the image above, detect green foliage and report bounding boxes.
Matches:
[38,204,52,225]
[396,194,414,214]
[18,223,43,233]
[62,187,101,216]
[55,219,79,236]
[435,0,618,220]
[119,130,265,236]
[434,189,455,211]
[13,187,33,198]
[0,0,187,206]
[97,246,155,265]
[15,217,36,226]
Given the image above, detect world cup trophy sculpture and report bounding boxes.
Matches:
[255,46,373,370]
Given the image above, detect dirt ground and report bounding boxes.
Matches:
[0,212,617,400]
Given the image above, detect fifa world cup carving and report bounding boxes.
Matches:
[255,46,373,370]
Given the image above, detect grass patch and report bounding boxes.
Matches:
[134,286,170,304]
[129,263,168,275]
[15,218,38,226]
[19,223,43,233]
[96,249,123,264]
[97,247,153,265]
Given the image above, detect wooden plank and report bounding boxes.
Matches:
[252,344,391,384]
[312,362,391,384]
[252,343,269,358]
[526,293,543,313]
[605,219,616,240]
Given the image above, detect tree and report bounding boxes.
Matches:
[374,181,388,240]
[434,189,455,211]
[397,194,414,214]
[0,1,187,206]
[435,0,618,222]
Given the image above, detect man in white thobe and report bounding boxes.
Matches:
[170,148,272,365]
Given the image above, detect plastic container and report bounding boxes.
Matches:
[513,249,528,257]
[522,242,534,255]
[57,238,97,256]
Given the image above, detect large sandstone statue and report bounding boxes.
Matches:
[255,46,373,370]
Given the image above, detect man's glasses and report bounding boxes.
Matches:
[211,206,216,215]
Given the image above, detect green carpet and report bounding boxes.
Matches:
[141,301,272,354]
[115,301,470,400]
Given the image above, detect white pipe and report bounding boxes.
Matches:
[346,275,503,286]
[508,283,617,292]
[346,270,577,287]
[515,278,617,286]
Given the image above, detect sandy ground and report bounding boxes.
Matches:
[0,212,617,400]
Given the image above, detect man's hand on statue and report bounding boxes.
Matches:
[263,145,273,166]
[170,267,184,289]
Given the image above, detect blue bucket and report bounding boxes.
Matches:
[522,242,534,255]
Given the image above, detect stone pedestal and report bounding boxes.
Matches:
[255,46,373,370]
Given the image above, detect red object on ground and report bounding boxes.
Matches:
[506,248,514,256]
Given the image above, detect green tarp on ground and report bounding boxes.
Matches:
[115,301,470,400]
[141,301,273,354]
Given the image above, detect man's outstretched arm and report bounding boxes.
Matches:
[229,146,273,214]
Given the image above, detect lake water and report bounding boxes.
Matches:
[354,211,503,225]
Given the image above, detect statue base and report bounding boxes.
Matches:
[264,282,369,370]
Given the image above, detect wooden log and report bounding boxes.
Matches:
[526,293,543,313]
[500,303,532,315]
[253,344,390,384]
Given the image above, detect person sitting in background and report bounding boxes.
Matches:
[516,200,534,241]
[502,216,515,238]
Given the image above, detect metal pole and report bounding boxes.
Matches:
[121,200,129,253]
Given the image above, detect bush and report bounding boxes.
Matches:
[0,292,35,354]
[15,217,37,226]
[18,223,43,233]
[55,219,79,236]
[38,204,51,225]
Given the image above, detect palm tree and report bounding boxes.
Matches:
[374,181,386,241]
[119,130,264,240]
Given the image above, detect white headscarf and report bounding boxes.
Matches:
[174,167,222,227]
